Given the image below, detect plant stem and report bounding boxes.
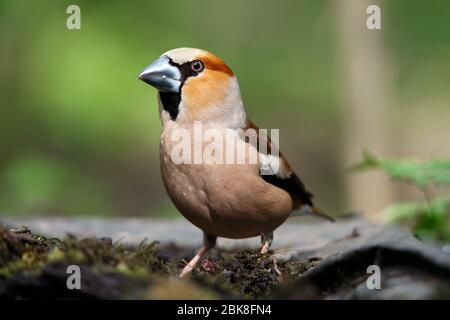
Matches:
[421,185,433,213]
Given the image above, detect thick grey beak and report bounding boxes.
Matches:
[138,56,181,93]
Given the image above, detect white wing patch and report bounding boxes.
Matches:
[259,153,292,179]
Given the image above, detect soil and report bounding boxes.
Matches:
[0,224,312,299]
[2,219,450,300]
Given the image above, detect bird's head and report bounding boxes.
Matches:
[138,48,246,128]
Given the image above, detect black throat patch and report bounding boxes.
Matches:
[158,58,202,121]
[159,92,181,120]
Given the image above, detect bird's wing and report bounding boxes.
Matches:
[244,120,334,222]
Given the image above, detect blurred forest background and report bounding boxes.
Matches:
[0,0,449,220]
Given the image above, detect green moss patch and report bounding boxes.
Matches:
[0,224,312,299]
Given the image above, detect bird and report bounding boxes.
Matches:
[138,48,333,277]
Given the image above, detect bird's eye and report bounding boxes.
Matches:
[191,60,204,73]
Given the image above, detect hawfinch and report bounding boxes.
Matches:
[138,48,333,277]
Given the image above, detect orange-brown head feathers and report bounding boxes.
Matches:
[139,48,246,128]
[163,48,233,76]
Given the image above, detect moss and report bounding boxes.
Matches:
[0,224,313,299]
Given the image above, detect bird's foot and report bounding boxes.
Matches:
[179,246,208,278]
[260,241,270,254]
[179,262,195,278]
[260,232,273,254]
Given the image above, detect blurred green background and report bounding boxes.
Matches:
[0,0,449,218]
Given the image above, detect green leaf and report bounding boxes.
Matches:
[353,152,450,187]
[381,196,450,242]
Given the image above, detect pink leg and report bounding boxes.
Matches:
[179,246,209,277]
[260,232,273,254]
[261,242,270,254]
[179,233,216,278]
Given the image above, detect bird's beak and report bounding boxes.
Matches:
[138,56,181,93]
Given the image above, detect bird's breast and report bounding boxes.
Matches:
[159,122,292,239]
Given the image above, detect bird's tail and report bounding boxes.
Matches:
[290,205,335,222]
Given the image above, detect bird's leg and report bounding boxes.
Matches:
[180,232,216,278]
[179,246,208,278]
[260,231,273,254]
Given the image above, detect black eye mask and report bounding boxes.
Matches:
[160,58,203,120]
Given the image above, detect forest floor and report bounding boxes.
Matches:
[1,216,450,299]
